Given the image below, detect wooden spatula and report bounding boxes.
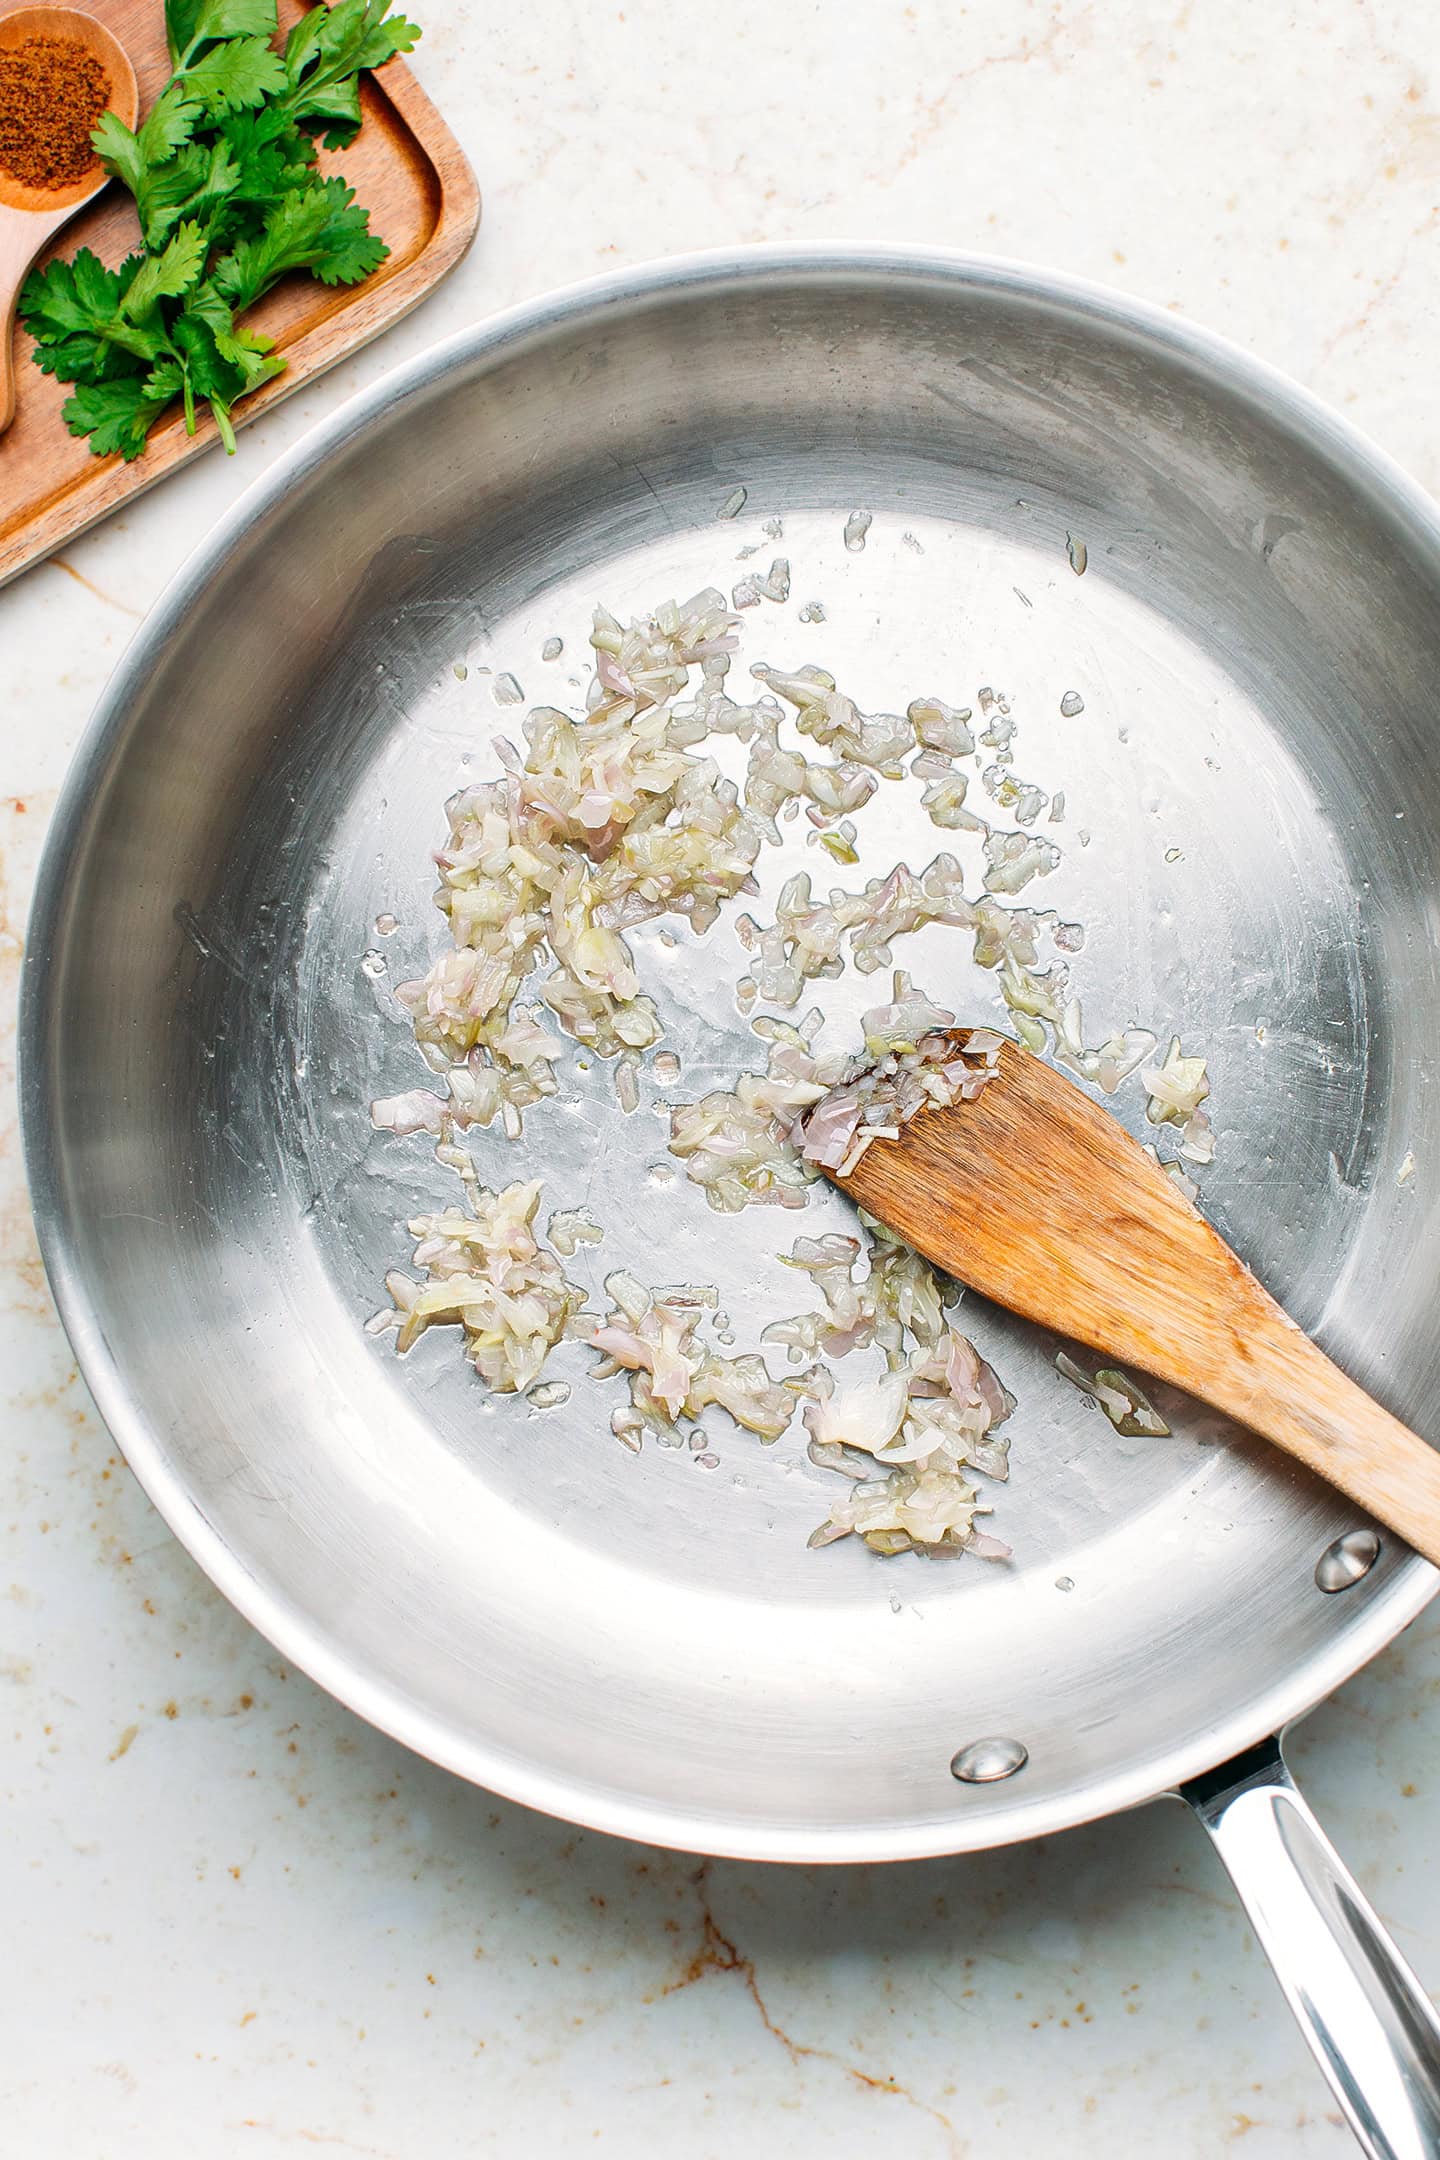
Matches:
[824,1036,1440,1567]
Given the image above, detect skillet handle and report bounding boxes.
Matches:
[1185,1735,1440,2160]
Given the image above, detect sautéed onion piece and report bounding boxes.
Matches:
[378,1179,591,1395]
[1055,1350,1171,1438]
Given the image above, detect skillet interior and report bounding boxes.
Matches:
[22,251,1440,1860]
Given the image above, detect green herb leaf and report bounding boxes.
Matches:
[166,0,277,69]
[136,135,243,248]
[213,177,384,307]
[306,191,387,285]
[182,34,287,116]
[219,106,316,201]
[121,220,210,319]
[137,80,204,165]
[172,310,243,398]
[20,247,121,342]
[143,358,187,401]
[315,0,420,77]
[71,247,126,323]
[90,109,146,194]
[293,73,361,150]
[278,5,325,87]
[60,377,176,460]
[281,0,419,125]
[134,139,204,246]
[180,296,290,405]
[19,251,167,377]
[183,280,269,366]
[28,338,132,384]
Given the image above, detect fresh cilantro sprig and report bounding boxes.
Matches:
[19,0,420,459]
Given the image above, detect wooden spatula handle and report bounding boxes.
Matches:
[1191,1274,1440,1566]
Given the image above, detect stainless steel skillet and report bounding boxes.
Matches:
[20,246,1440,2153]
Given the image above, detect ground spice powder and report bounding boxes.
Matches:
[0,35,111,191]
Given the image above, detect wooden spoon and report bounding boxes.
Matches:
[825,1036,1440,1566]
[0,5,138,435]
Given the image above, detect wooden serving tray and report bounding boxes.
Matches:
[0,0,479,587]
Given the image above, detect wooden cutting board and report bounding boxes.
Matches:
[0,0,479,587]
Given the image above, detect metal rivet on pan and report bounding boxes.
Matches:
[950,1736,1029,1784]
[1315,1528,1381,1594]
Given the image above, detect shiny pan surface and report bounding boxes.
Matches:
[21,247,1440,1861]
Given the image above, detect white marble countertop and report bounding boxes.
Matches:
[5,3,1440,2153]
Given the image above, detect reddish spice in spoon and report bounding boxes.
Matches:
[0,34,110,190]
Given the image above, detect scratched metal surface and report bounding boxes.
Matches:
[20,250,1440,1859]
